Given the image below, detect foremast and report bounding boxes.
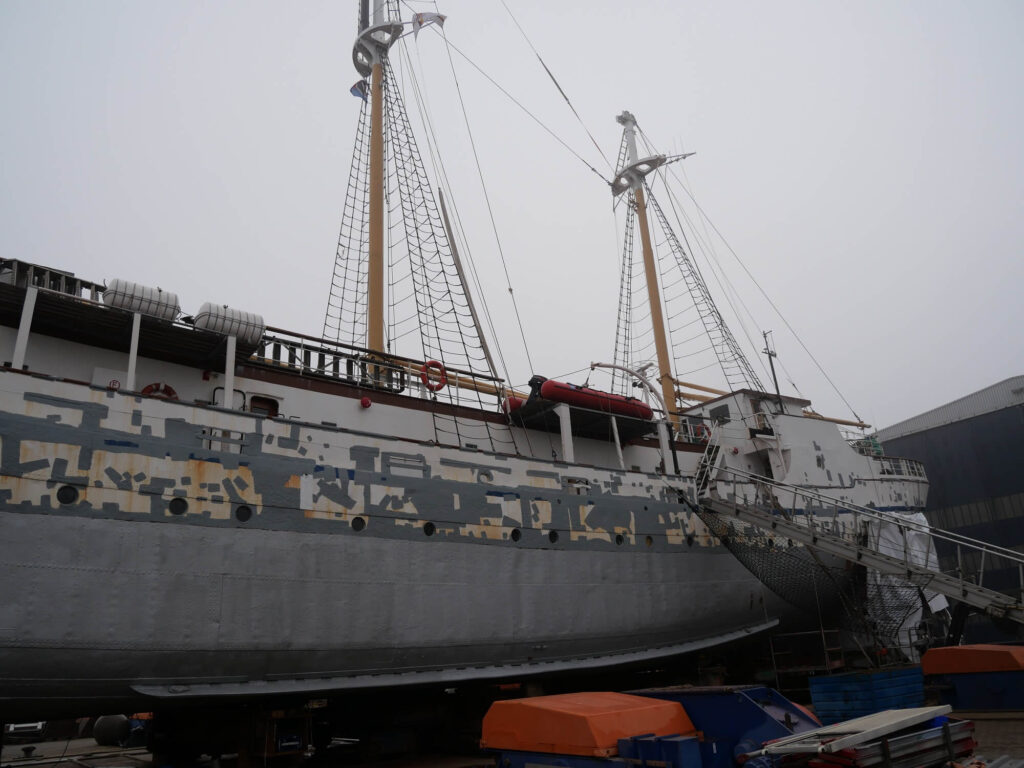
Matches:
[333,3,514,453]
[353,1,402,354]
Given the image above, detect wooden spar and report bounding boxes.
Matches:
[368,58,385,353]
[673,378,727,396]
[439,189,498,379]
[366,353,525,401]
[404,361,524,400]
[802,410,871,429]
[634,181,678,426]
[677,390,714,403]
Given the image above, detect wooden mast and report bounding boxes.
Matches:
[616,111,678,426]
[367,3,386,353]
[368,57,385,353]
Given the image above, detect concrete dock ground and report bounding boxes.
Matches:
[959,712,1024,759]
[2,709,1021,768]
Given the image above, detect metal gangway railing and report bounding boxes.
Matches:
[694,445,1024,624]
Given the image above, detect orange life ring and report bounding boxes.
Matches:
[693,423,711,443]
[419,360,447,392]
[141,382,179,400]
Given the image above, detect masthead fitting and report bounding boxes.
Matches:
[611,152,696,197]
[352,22,404,76]
[612,155,667,196]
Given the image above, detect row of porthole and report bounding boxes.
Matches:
[345,515,700,548]
[56,484,702,546]
[167,497,253,522]
[169,497,253,521]
[57,484,254,522]
[351,516,569,544]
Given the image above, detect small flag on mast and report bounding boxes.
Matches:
[412,12,446,39]
[350,79,368,100]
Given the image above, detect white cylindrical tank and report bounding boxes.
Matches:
[194,302,266,346]
[103,279,180,322]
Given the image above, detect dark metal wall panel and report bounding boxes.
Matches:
[882,405,1024,510]
[882,405,1024,642]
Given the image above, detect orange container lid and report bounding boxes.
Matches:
[922,644,1024,675]
[480,691,696,757]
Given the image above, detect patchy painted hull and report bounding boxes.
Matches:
[0,372,775,718]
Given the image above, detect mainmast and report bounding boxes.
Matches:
[614,111,678,424]
[353,1,402,354]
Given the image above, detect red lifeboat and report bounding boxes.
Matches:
[538,379,654,420]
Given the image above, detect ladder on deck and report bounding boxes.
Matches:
[694,451,1024,624]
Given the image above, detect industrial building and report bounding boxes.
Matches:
[877,376,1024,642]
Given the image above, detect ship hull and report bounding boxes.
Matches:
[0,507,772,717]
[0,372,774,718]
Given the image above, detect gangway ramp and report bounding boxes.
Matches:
[695,465,1024,625]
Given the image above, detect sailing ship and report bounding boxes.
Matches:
[0,3,929,719]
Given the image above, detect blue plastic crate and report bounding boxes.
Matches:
[809,667,923,724]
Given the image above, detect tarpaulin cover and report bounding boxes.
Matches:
[922,644,1024,675]
[480,691,695,757]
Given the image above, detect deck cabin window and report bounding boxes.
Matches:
[709,404,730,425]
[249,395,279,417]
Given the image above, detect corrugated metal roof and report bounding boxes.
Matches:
[876,376,1024,442]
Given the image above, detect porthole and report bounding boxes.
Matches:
[645,535,654,548]
[548,530,559,544]
[511,528,521,543]
[169,497,188,516]
[424,521,436,537]
[615,534,624,546]
[235,505,252,522]
[56,485,79,505]
[351,516,366,532]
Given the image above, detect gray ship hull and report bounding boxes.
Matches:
[0,375,775,718]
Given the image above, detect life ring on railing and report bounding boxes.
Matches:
[419,360,448,392]
[693,423,711,443]
[141,382,179,400]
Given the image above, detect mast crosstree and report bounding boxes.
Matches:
[611,111,765,410]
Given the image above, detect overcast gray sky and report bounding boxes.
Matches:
[1,1,1021,430]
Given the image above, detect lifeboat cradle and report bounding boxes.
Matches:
[503,375,671,466]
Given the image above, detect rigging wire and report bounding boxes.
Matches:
[435,26,536,373]
[398,39,518,390]
[497,0,614,174]
[424,26,610,186]
[656,165,773,387]
[396,1,528,400]
[655,148,863,421]
[641,130,775,389]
